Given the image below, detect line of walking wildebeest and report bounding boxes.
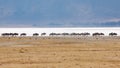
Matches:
[0,32,118,37]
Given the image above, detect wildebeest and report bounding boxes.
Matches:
[20,33,27,36]
[33,33,39,36]
[109,32,117,36]
[1,33,19,37]
[92,32,104,36]
[41,33,46,36]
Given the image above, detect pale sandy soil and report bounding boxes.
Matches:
[0,37,120,68]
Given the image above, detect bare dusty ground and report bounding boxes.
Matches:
[0,37,120,68]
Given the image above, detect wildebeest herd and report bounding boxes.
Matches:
[0,32,118,37]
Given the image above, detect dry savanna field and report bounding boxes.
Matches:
[0,37,120,68]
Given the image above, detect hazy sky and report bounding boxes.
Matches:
[0,0,120,27]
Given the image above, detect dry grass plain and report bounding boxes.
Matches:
[0,37,120,68]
